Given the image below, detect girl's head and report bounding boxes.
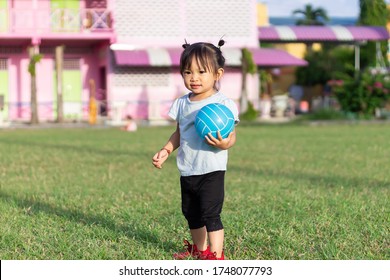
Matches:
[180,40,226,94]
[180,40,225,75]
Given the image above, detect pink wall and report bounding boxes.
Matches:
[6,50,103,121]
[108,67,259,121]
[12,0,33,8]
[8,54,32,119]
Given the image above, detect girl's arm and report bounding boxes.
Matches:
[152,123,180,169]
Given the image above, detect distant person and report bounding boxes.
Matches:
[121,115,137,132]
[287,96,296,117]
[323,82,332,108]
[152,40,239,260]
[288,84,304,114]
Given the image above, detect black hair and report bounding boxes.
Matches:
[180,39,225,76]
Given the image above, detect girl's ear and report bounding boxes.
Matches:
[216,68,224,81]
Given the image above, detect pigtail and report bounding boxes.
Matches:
[218,39,225,49]
[182,39,190,49]
[217,35,225,49]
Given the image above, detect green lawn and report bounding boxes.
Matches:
[0,124,389,260]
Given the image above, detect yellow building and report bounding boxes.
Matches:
[257,2,309,95]
[257,2,269,26]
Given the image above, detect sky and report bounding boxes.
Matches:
[263,0,390,18]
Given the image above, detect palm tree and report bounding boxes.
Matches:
[291,4,330,105]
[293,4,329,26]
[292,4,330,55]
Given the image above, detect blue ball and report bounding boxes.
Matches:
[195,103,235,139]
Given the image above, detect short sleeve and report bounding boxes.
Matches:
[168,98,180,122]
[222,99,240,125]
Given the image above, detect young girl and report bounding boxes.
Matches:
[152,40,239,260]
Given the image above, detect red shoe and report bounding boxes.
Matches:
[173,240,210,260]
[205,251,225,260]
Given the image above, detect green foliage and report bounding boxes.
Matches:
[0,126,389,260]
[259,70,273,94]
[242,48,257,75]
[239,101,258,121]
[299,109,347,121]
[358,0,388,26]
[292,3,329,25]
[358,0,389,68]
[333,68,390,116]
[296,46,356,87]
[28,54,43,76]
[295,50,331,86]
[326,45,355,77]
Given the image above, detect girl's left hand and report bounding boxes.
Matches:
[205,130,234,150]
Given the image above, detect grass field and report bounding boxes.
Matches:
[0,123,389,260]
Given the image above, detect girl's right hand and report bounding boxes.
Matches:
[152,149,170,169]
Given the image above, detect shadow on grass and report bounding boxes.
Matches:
[0,190,177,259]
[229,164,390,189]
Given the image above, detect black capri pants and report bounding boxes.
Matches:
[180,171,225,232]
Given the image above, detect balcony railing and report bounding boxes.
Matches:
[0,8,113,34]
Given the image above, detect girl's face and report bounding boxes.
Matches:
[183,57,223,100]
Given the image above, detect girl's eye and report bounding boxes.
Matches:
[199,70,206,74]
[183,71,191,75]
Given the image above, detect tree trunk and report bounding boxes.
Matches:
[55,45,64,123]
[29,46,39,125]
[240,49,248,113]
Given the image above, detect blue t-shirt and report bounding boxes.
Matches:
[168,92,239,176]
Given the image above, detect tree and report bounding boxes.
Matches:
[295,45,355,87]
[55,45,65,123]
[240,48,257,115]
[292,4,330,54]
[359,0,388,26]
[292,4,329,26]
[358,0,389,69]
[28,47,43,125]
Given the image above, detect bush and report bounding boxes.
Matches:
[239,101,258,121]
[333,68,390,116]
[295,45,355,87]
[302,109,347,121]
[295,50,331,86]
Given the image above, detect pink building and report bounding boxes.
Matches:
[0,0,114,123]
[0,0,306,124]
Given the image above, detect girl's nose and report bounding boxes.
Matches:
[190,73,198,81]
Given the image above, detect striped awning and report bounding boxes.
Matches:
[250,48,308,67]
[112,48,182,67]
[258,26,390,42]
[112,46,307,67]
